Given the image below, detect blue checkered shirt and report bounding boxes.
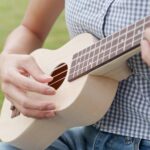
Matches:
[65,0,150,139]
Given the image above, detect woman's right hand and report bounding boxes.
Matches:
[0,54,56,119]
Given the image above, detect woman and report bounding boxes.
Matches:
[0,0,150,149]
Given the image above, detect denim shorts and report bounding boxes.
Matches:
[0,125,150,150]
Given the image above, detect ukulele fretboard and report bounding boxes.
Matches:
[68,15,150,81]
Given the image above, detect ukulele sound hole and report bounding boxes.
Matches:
[49,63,68,90]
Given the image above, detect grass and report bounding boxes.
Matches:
[0,0,69,108]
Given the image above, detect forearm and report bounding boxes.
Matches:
[2,25,43,54]
[2,0,64,55]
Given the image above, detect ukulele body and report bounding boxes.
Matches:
[0,33,138,150]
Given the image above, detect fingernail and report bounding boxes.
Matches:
[47,88,56,95]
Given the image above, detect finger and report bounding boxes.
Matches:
[10,70,56,95]
[23,56,53,83]
[141,39,150,65]
[4,83,56,111]
[144,28,150,42]
[6,96,56,119]
[23,109,56,119]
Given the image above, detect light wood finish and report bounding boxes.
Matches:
[0,33,139,150]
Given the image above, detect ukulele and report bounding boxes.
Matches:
[0,15,150,150]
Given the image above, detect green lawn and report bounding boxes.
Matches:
[0,0,69,108]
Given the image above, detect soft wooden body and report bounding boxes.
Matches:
[0,33,138,150]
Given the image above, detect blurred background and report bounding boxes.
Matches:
[0,0,69,109]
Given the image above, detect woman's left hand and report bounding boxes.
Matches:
[141,28,150,66]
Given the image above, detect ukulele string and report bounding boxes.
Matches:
[50,70,67,80]
[49,77,66,86]
[37,27,146,84]
[51,63,67,71]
